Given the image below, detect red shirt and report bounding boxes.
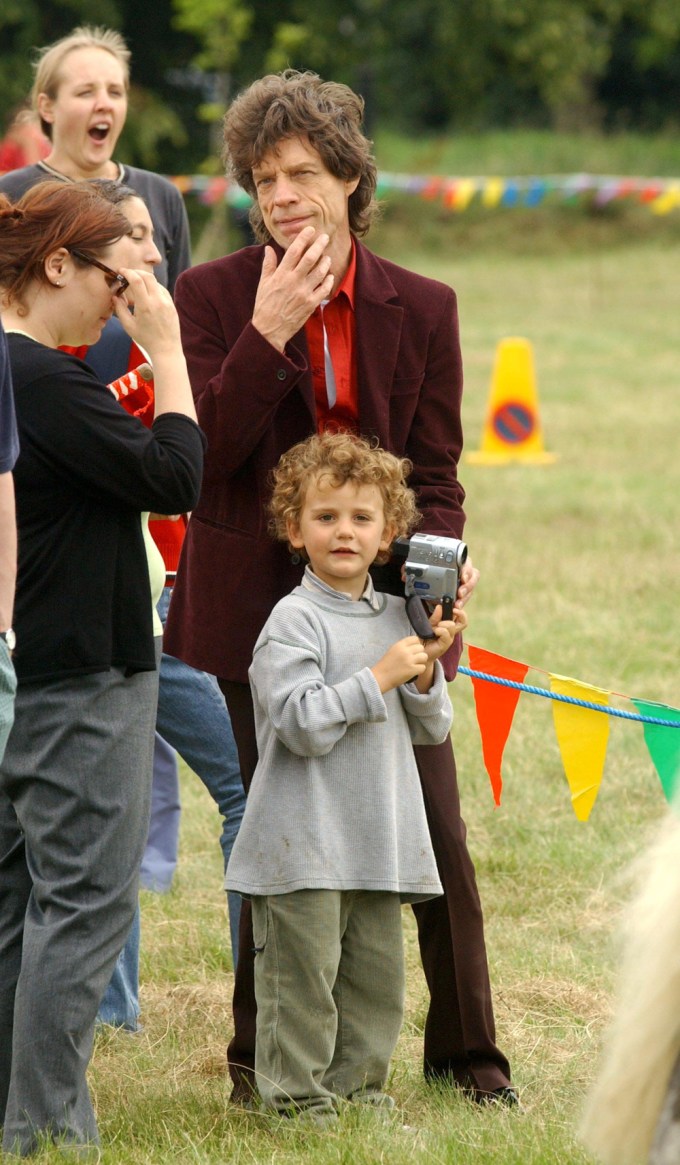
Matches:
[304,240,359,433]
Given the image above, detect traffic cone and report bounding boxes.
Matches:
[466,337,557,465]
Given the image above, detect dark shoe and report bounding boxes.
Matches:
[476,1085,520,1107]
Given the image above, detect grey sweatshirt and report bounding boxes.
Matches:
[226,574,451,902]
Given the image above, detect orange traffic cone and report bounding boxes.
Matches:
[466,337,557,465]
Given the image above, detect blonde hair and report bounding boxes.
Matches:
[269,431,419,564]
[32,26,130,139]
[580,807,680,1163]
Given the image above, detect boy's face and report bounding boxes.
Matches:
[287,476,395,600]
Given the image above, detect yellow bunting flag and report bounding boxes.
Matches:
[482,178,504,208]
[549,675,610,820]
[650,184,680,216]
[452,178,476,211]
[170,175,193,194]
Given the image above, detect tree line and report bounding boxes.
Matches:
[2,0,680,173]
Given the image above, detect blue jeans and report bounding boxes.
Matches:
[140,733,181,894]
[155,586,245,959]
[99,590,246,1028]
[97,905,142,1032]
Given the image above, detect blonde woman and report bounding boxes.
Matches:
[0,25,189,293]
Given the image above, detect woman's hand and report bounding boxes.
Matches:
[113,269,182,361]
[114,270,196,422]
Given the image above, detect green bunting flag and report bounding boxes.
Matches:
[630,700,680,803]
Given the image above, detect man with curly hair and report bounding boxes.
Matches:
[165,68,517,1106]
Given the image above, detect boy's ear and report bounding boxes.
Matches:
[378,523,397,554]
[286,518,305,549]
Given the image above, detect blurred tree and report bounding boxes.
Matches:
[3,0,680,162]
[251,0,627,130]
[0,0,121,115]
[597,0,680,129]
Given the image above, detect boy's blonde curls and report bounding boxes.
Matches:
[269,431,420,564]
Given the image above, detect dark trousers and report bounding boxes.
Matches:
[219,679,511,1100]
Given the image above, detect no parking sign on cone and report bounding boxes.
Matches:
[466,337,558,465]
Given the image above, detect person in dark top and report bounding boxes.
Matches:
[0,320,19,764]
[0,179,204,1157]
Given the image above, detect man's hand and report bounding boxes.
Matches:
[251,227,334,352]
[455,556,480,608]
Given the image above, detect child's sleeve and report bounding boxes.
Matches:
[250,610,388,757]
[399,661,454,745]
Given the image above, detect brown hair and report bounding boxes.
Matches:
[268,431,419,564]
[0,179,130,311]
[223,70,379,243]
[32,26,130,139]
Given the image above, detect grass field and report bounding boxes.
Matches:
[19,190,680,1161]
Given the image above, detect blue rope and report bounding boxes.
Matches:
[458,667,680,728]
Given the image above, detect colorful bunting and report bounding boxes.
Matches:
[153,172,680,215]
[461,646,680,817]
[467,646,529,806]
[549,675,610,821]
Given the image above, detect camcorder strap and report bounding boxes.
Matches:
[406,594,437,640]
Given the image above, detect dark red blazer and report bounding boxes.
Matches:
[164,239,466,683]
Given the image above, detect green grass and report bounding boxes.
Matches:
[14,215,680,1162]
[373,127,680,177]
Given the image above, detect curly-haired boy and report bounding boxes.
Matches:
[226,431,467,1120]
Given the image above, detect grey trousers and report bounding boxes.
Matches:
[0,640,16,765]
[0,661,158,1156]
[252,889,405,1114]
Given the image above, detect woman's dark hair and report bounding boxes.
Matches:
[0,179,130,310]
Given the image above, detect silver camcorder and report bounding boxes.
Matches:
[392,534,468,639]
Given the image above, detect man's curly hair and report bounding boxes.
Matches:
[223,70,379,243]
[268,431,420,565]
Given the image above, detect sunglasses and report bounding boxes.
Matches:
[69,249,130,298]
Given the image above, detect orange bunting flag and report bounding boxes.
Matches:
[549,675,610,821]
[467,646,529,805]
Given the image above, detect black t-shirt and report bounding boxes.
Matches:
[0,323,18,473]
[8,335,204,683]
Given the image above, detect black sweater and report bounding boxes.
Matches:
[8,335,205,683]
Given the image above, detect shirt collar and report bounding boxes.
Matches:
[301,563,381,610]
[332,236,356,309]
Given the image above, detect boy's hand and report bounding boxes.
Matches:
[371,636,430,693]
[414,604,468,692]
[422,604,468,664]
[371,604,468,694]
